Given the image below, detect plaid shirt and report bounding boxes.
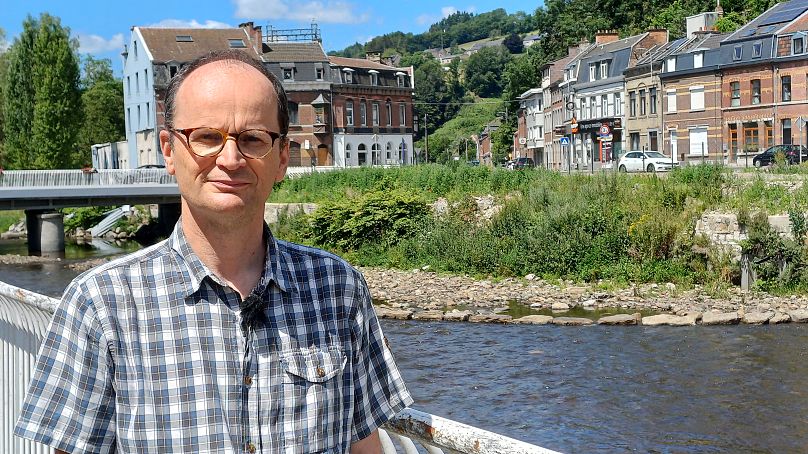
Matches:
[15,223,412,453]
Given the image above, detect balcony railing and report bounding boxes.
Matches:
[0,280,560,453]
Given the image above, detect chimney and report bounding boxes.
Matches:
[595,30,619,45]
[239,22,263,47]
[645,28,669,47]
[366,51,381,63]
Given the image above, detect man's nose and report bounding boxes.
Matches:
[217,135,246,167]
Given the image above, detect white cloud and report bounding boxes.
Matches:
[416,14,438,26]
[416,6,476,27]
[147,19,233,28]
[232,0,369,24]
[77,33,125,53]
[441,7,458,17]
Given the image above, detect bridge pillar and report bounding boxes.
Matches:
[157,203,181,235]
[25,210,65,255]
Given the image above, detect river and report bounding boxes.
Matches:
[2,240,807,453]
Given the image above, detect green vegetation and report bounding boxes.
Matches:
[0,210,23,233]
[271,165,808,294]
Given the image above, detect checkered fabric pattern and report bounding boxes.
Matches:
[15,223,412,453]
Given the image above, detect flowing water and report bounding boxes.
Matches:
[2,239,807,453]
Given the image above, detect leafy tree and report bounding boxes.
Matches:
[0,28,8,163]
[502,46,547,104]
[75,79,124,166]
[714,12,745,33]
[462,46,513,98]
[503,33,525,54]
[30,14,82,169]
[3,16,39,169]
[80,55,115,90]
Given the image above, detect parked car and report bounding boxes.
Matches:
[467,159,480,166]
[512,157,536,169]
[752,145,808,167]
[617,151,677,173]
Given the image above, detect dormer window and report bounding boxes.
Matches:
[794,35,805,55]
[280,63,295,81]
[599,61,608,79]
[175,35,193,42]
[693,52,703,68]
[589,63,596,81]
[368,70,379,86]
[752,41,762,58]
[342,68,354,84]
[316,66,324,80]
[666,57,676,72]
[733,45,742,61]
[228,39,246,48]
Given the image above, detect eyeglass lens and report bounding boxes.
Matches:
[188,128,275,158]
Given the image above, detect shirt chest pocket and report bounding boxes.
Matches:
[280,345,348,452]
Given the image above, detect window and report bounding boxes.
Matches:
[369,72,378,86]
[399,103,406,126]
[667,89,677,113]
[397,74,406,87]
[169,64,179,78]
[135,72,139,94]
[589,64,596,81]
[733,45,742,61]
[666,57,676,72]
[639,89,647,116]
[137,105,141,130]
[729,124,739,155]
[743,123,759,152]
[783,119,793,145]
[372,102,379,126]
[175,35,193,42]
[782,75,792,101]
[316,67,324,80]
[600,61,608,79]
[595,96,602,118]
[794,36,805,55]
[228,39,246,48]
[752,41,762,58]
[133,41,138,59]
[345,143,351,162]
[144,69,148,91]
[629,91,637,117]
[360,100,367,126]
[630,132,640,150]
[584,97,591,119]
[693,52,703,69]
[126,107,131,132]
[601,95,608,117]
[386,101,392,126]
[650,87,657,114]
[344,71,353,84]
[765,120,774,147]
[751,79,761,105]
[614,93,622,115]
[690,86,704,111]
[730,81,740,106]
[314,106,324,125]
[386,142,392,162]
[283,68,294,81]
[649,130,659,151]
[126,76,130,97]
[145,102,150,127]
[288,102,299,124]
[346,101,354,126]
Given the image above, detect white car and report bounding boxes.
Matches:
[617,151,677,173]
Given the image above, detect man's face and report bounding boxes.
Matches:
[160,61,289,221]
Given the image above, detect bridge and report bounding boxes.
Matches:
[0,167,341,254]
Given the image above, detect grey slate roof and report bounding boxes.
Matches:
[724,0,808,42]
[262,42,329,63]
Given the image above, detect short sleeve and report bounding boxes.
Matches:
[350,274,413,442]
[15,280,116,453]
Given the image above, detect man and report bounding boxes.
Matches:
[16,50,412,453]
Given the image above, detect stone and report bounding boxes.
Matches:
[511,315,554,325]
[597,313,640,325]
[641,314,697,326]
[552,317,593,326]
[525,273,536,281]
[742,311,775,325]
[374,306,413,320]
[443,310,473,322]
[581,299,597,308]
[468,314,512,323]
[769,312,791,324]
[701,312,740,325]
[665,283,676,292]
[412,310,444,321]
[551,302,570,311]
[789,309,808,323]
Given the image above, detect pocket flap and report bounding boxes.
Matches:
[282,345,347,383]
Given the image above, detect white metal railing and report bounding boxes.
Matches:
[0,169,175,187]
[0,280,561,454]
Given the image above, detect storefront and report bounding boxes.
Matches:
[574,117,624,166]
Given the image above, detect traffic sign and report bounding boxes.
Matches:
[598,123,612,136]
[559,137,570,145]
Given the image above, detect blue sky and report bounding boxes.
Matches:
[1,1,539,76]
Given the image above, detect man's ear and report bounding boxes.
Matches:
[274,138,290,183]
[159,129,176,175]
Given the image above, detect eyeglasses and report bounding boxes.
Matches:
[169,127,283,159]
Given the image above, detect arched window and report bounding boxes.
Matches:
[385,142,393,163]
[371,142,381,165]
[358,143,368,166]
[345,143,352,164]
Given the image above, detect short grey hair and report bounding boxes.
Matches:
[164,49,289,136]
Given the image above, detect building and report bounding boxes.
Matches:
[122,23,415,169]
[566,30,669,169]
[517,88,544,162]
[623,37,689,153]
[719,0,808,159]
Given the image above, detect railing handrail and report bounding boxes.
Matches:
[0,280,562,454]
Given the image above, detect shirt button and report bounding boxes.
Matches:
[316,365,325,378]
[244,375,253,386]
[246,442,256,453]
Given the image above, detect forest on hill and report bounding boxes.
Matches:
[331,0,783,163]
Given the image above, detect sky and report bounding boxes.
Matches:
[0,0,539,76]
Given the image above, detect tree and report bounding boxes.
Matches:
[502,46,547,105]
[75,78,124,166]
[0,28,8,163]
[462,46,513,98]
[80,55,115,90]
[30,14,82,169]
[3,16,38,169]
[503,33,525,54]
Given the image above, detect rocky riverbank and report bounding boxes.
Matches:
[360,267,808,326]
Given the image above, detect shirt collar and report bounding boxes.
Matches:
[168,221,297,298]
